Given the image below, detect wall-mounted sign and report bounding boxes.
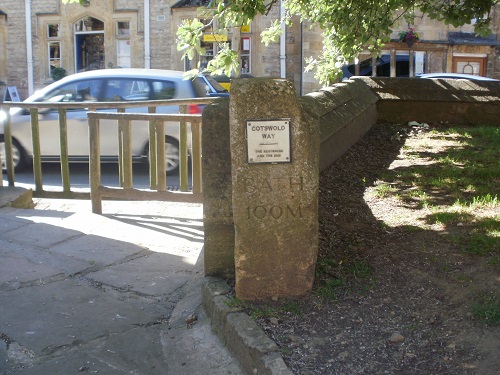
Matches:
[246,119,291,164]
[3,86,21,102]
[203,34,228,42]
[242,37,250,52]
[241,24,251,33]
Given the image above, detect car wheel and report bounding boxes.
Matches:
[146,136,180,173]
[0,136,26,172]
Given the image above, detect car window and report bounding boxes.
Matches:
[103,79,151,101]
[37,79,101,103]
[191,77,210,97]
[203,75,228,93]
[152,81,176,100]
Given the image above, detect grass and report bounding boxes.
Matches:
[380,126,499,208]
[245,125,498,322]
[314,258,375,301]
[376,126,499,257]
[316,124,498,314]
[227,297,304,319]
[472,292,500,326]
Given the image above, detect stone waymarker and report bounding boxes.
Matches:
[230,78,319,300]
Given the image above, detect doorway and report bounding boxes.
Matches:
[74,17,105,72]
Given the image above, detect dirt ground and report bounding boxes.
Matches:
[251,122,499,375]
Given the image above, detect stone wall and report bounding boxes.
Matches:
[356,77,500,125]
[202,77,499,281]
[300,80,378,172]
[202,78,378,279]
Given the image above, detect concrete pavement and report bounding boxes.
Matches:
[0,194,243,374]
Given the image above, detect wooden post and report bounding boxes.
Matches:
[179,105,189,192]
[156,121,166,192]
[191,118,202,196]
[3,109,14,186]
[30,108,43,192]
[409,50,415,77]
[117,108,126,187]
[390,49,396,77]
[88,113,102,214]
[58,108,71,194]
[148,107,157,190]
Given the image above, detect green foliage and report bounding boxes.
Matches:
[228,297,303,319]
[51,67,67,81]
[472,292,500,325]
[173,0,497,85]
[60,0,497,85]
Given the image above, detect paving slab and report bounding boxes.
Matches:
[48,233,146,266]
[88,251,194,296]
[0,279,166,355]
[2,222,83,248]
[0,253,63,287]
[0,214,32,234]
[0,238,90,281]
[0,199,245,375]
[13,352,130,375]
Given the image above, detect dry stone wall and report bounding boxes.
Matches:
[357,77,500,125]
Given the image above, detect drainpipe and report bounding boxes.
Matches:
[280,0,286,79]
[300,22,303,95]
[144,0,151,68]
[25,0,34,95]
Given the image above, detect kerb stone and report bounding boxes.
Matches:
[230,78,319,300]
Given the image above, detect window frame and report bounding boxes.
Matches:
[48,41,62,76]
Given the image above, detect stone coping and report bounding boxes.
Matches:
[202,277,293,375]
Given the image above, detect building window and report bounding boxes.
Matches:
[117,21,130,36]
[241,37,251,73]
[48,24,59,38]
[117,40,131,68]
[49,41,61,74]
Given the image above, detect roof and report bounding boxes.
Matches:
[171,0,211,9]
[448,32,500,46]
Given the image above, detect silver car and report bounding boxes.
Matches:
[0,68,228,172]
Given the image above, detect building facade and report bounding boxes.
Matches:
[0,1,499,100]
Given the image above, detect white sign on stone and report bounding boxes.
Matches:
[246,119,291,164]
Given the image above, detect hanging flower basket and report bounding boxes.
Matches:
[398,28,420,48]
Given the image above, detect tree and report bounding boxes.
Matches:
[63,0,498,85]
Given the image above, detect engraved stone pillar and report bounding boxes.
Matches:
[202,98,235,278]
[230,78,319,300]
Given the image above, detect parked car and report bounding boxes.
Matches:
[417,73,499,81]
[212,73,254,91]
[0,68,229,172]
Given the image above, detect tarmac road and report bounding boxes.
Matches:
[4,163,187,193]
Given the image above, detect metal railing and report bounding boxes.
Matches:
[0,98,213,211]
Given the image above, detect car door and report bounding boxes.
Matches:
[33,78,102,158]
[98,78,156,157]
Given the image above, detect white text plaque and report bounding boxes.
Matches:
[246,119,291,164]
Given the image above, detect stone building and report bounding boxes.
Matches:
[0,0,498,100]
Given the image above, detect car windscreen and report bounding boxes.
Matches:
[204,75,228,93]
[33,79,102,103]
[191,76,228,97]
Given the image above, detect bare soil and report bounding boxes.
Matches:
[252,122,499,375]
